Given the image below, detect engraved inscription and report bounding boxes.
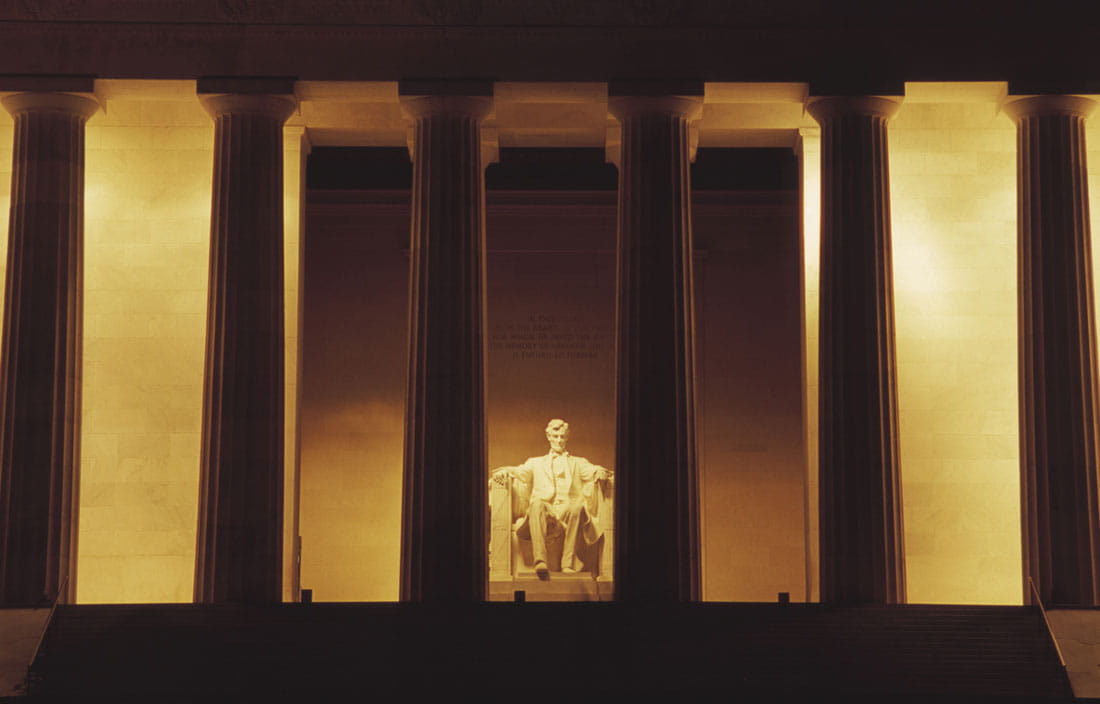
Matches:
[490,314,611,361]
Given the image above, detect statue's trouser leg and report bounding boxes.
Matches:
[560,501,588,570]
[528,501,550,564]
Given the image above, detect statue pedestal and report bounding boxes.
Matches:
[489,473,614,601]
[490,573,612,602]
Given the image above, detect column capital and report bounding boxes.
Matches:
[398,79,494,121]
[794,126,820,158]
[1,91,99,120]
[806,96,901,122]
[608,95,702,121]
[199,93,297,122]
[399,94,493,121]
[1003,95,1097,122]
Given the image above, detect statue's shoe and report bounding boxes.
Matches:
[535,561,550,580]
[561,566,578,574]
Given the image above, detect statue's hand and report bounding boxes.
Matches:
[491,468,509,487]
[595,467,612,483]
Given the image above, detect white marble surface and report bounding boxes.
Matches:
[890,98,1022,604]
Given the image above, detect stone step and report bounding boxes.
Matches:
[28,603,1073,700]
[490,573,611,602]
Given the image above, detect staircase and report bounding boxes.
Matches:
[24,603,1073,701]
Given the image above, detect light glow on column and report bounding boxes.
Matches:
[283,125,307,602]
[1084,113,1100,432]
[76,89,307,603]
[798,127,821,603]
[0,108,11,329]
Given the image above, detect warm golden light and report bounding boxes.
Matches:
[0,109,11,325]
[802,86,1023,605]
[6,79,1084,605]
[75,84,305,603]
[1085,117,1100,404]
[77,96,213,603]
[297,196,408,602]
[799,127,821,602]
[282,124,307,602]
[890,86,1022,605]
[299,401,405,601]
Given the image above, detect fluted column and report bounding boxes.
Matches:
[808,96,905,604]
[0,91,97,605]
[195,93,295,604]
[609,91,702,602]
[1005,95,1100,606]
[400,88,492,602]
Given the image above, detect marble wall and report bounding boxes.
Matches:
[74,87,303,603]
[889,93,1022,604]
[77,96,213,602]
[696,191,805,601]
[298,191,408,601]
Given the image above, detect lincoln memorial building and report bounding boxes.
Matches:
[0,1,1097,698]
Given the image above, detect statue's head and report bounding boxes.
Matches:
[545,418,570,453]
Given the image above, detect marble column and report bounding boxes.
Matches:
[1005,95,1100,606]
[0,91,97,605]
[194,93,296,604]
[608,90,702,602]
[399,87,492,602]
[807,96,905,604]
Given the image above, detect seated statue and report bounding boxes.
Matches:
[491,418,613,581]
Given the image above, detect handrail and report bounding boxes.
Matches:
[1028,577,1067,668]
[21,574,71,695]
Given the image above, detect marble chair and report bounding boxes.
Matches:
[488,469,613,584]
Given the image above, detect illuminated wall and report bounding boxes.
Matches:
[78,90,213,602]
[890,86,1022,604]
[76,83,304,603]
[696,191,806,602]
[299,191,408,601]
[485,193,617,489]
